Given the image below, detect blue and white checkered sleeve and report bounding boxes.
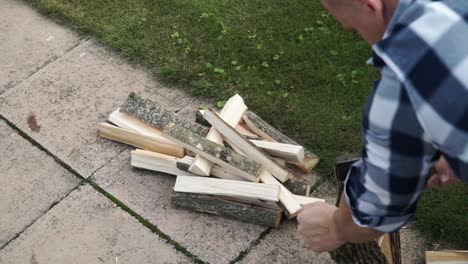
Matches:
[344,66,438,233]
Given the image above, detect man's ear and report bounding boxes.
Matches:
[366,0,386,25]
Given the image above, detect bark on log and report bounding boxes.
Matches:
[176,156,247,181]
[190,94,247,176]
[164,124,262,182]
[99,123,185,157]
[121,92,208,137]
[329,243,388,264]
[283,179,311,196]
[171,192,282,227]
[204,109,292,183]
[243,111,319,172]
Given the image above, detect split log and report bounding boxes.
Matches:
[210,166,247,181]
[250,140,304,164]
[243,111,320,173]
[220,195,282,210]
[174,176,280,203]
[175,155,247,181]
[209,129,305,216]
[272,158,286,167]
[174,156,194,172]
[292,194,325,206]
[378,233,400,264]
[109,109,166,138]
[120,92,208,137]
[236,124,259,139]
[130,149,196,176]
[191,134,301,216]
[260,171,302,218]
[164,124,262,182]
[99,123,185,157]
[204,109,292,183]
[189,95,247,176]
[291,156,320,174]
[171,192,282,227]
[242,113,275,142]
[426,251,468,263]
[196,110,259,138]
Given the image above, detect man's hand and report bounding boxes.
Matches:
[296,202,346,252]
[427,156,461,188]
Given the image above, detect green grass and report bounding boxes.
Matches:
[31,0,376,174]
[416,184,468,248]
[30,0,467,248]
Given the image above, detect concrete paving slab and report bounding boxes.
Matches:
[92,151,267,264]
[238,221,334,264]
[0,0,82,93]
[0,184,192,264]
[0,119,80,248]
[0,40,204,178]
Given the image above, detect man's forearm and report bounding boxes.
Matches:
[332,194,383,243]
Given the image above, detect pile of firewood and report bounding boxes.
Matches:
[98,93,324,227]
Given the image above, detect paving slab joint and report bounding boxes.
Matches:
[0,114,204,263]
[88,147,128,178]
[87,181,206,264]
[0,181,85,251]
[0,115,85,180]
[229,228,273,264]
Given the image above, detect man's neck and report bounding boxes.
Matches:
[384,0,400,27]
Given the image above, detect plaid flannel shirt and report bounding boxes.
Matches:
[344,0,468,232]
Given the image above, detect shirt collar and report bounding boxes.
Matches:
[368,0,415,67]
[381,0,415,38]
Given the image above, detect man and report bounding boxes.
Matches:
[296,0,468,252]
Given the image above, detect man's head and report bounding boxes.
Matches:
[320,0,399,44]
